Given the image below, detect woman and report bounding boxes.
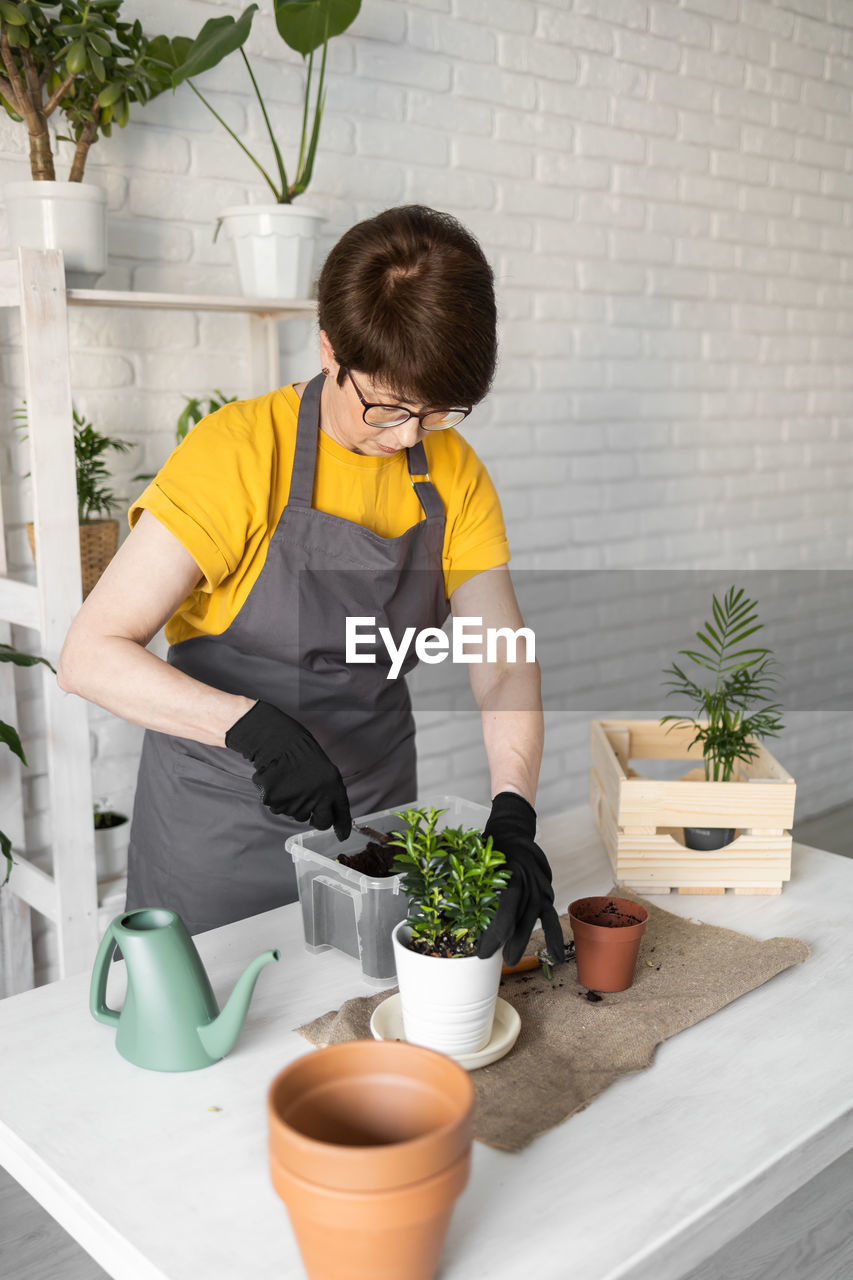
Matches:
[58,205,563,969]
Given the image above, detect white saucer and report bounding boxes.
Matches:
[369,994,521,1071]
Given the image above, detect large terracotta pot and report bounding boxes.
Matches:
[268,1040,474,1280]
[569,895,649,993]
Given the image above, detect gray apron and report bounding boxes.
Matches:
[126,373,449,934]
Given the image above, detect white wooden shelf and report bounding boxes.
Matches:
[0,247,312,992]
[64,287,317,317]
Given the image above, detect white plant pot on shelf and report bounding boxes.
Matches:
[391,921,503,1057]
[4,180,107,287]
[94,816,130,881]
[216,203,325,300]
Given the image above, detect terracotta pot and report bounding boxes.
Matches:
[568,895,649,993]
[268,1040,474,1280]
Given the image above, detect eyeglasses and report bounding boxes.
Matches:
[344,368,471,432]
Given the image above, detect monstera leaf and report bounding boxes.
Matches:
[274,0,360,57]
[170,5,259,87]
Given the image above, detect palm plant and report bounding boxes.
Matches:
[661,586,784,783]
[16,402,132,523]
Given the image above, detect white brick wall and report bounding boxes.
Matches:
[2,0,852,979]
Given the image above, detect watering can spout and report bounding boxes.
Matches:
[198,948,280,1062]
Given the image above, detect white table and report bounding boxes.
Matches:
[1,806,851,1280]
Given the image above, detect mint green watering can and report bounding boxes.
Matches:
[90,908,280,1072]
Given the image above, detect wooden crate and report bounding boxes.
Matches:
[589,719,796,896]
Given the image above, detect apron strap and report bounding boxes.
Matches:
[287,372,326,508]
[406,440,444,522]
[289,375,444,524]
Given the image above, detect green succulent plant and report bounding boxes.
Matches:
[0,0,172,181]
[661,586,785,783]
[389,807,511,958]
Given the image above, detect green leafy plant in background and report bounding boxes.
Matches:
[133,390,237,483]
[0,0,172,181]
[15,402,133,523]
[73,406,132,522]
[0,643,55,884]
[389,807,511,958]
[93,798,126,830]
[660,586,785,783]
[158,0,360,206]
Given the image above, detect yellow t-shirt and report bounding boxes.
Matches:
[129,384,510,646]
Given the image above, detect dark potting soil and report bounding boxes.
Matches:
[582,900,643,928]
[337,825,399,877]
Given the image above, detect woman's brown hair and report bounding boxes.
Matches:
[317,205,497,409]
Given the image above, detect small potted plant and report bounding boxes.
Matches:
[163,0,361,298]
[389,807,511,1058]
[0,0,173,284]
[19,402,133,597]
[661,586,785,850]
[93,799,129,881]
[1,642,55,886]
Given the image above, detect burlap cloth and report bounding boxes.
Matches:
[297,887,809,1151]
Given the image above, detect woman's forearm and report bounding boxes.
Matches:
[57,635,255,747]
[478,662,544,806]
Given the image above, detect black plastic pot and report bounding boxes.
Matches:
[683,826,736,850]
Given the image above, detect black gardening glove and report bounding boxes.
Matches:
[476,791,564,969]
[225,700,352,841]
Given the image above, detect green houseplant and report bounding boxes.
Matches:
[661,585,785,850]
[93,798,129,880]
[389,807,510,959]
[388,807,511,1058]
[0,0,173,282]
[160,0,361,297]
[18,402,133,596]
[1,642,55,884]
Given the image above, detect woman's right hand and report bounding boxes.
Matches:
[225,700,352,840]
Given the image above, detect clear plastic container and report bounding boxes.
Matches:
[285,794,491,987]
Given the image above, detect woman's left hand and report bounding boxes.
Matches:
[475,791,565,968]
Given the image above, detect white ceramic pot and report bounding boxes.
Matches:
[4,180,107,287]
[94,815,130,880]
[216,203,325,300]
[391,921,503,1057]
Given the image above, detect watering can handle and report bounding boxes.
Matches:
[89,921,121,1027]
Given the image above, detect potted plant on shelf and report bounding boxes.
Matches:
[93,799,129,880]
[1,642,55,885]
[661,586,785,851]
[388,806,511,1058]
[161,0,361,298]
[0,0,173,285]
[19,402,133,598]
